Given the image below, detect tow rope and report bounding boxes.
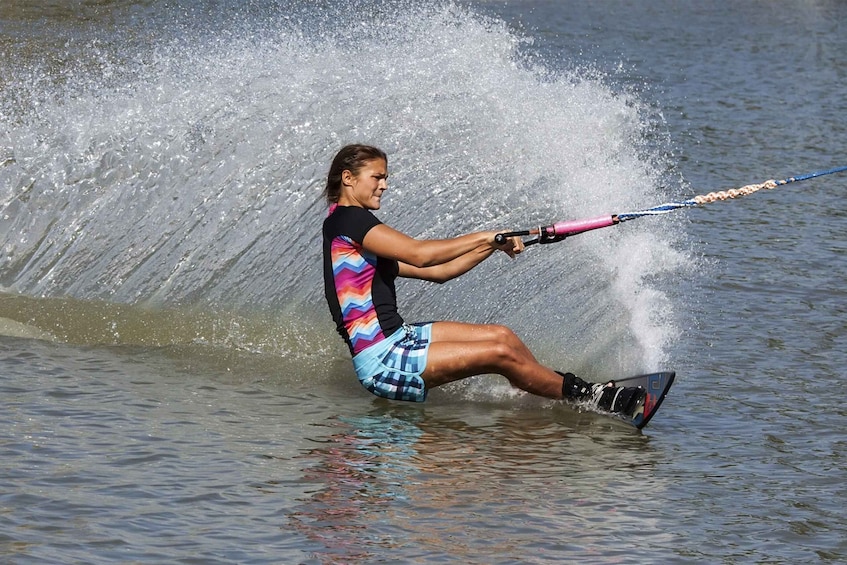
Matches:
[495,165,847,246]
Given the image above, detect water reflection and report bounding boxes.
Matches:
[289,403,667,563]
[287,408,422,563]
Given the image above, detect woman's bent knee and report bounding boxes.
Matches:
[488,339,524,368]
[487,324,516,342]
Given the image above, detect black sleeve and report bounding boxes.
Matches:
[338,207,382,244]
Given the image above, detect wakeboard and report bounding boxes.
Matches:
[611,371,675,430]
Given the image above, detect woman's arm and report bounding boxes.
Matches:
[361,223,523,284]
[362,223,496,268]
[397,244,496,283]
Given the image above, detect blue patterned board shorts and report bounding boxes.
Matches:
[352,323,433,402]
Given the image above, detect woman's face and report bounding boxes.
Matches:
[343,158,388,210]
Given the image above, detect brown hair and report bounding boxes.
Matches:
[323,144,387,204]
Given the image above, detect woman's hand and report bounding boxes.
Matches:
[492,234,524,258]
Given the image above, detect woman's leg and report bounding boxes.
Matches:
[421,321,566,399]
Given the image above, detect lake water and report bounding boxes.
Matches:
[2,0,846,562]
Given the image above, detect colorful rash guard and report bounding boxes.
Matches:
[323,206,404,356]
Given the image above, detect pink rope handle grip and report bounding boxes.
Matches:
[547,215,618,237]
[494,215,619,245]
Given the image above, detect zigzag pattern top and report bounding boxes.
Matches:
[323,206,405,357]
[330,236,385,354]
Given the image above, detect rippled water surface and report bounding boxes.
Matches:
[2,1,846,563]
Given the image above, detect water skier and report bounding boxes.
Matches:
[322,144,644,416]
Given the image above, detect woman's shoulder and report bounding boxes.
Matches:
[329,205,381,223]
[323,206,383,240]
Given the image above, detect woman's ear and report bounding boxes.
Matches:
[341,169,354,187]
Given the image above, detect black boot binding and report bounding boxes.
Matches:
[559,371,594,400]
[558,371,647,418]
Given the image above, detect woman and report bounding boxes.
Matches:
[322,144,644,415]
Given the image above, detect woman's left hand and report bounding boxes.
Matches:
[493,235,524,258]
